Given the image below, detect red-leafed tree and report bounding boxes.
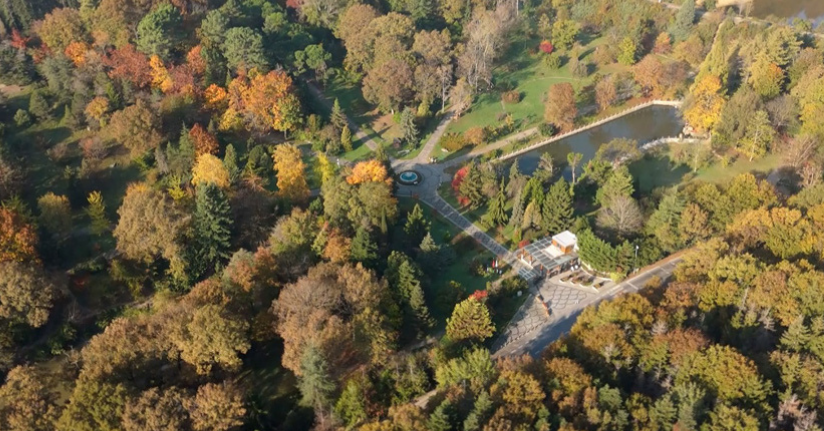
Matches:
[189,123,219,156]
[452,166,469,206]
[104,44,152,89]
[539,40,554,54]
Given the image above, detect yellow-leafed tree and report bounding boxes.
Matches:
[192,154,230,189]
[684,75,726,133]
[346,160,391,185]
[272,144,309,202]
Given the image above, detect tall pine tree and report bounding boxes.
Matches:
[387,251,433,339]
[192,183,233,277]
[542,179,573,234]
[330,98,347,131]
[485,179,509,227]
[405,203,430,246]
[459,164,485,209]
[350,226,378,267]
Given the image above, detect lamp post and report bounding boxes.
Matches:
[634,244,640,272]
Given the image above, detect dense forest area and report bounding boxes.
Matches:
[0,0,822,430]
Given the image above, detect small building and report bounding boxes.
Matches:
[517,231,579,282]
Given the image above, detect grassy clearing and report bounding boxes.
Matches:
[693,153,784,183]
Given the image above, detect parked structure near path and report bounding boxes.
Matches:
[516,231,580,283]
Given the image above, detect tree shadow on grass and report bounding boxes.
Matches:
[628,154,691,195]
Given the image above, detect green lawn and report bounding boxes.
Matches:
[397,198,502,323]
[693,153,784,183]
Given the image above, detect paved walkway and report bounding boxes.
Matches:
[413,110,454,164]
[493,255,683,358]
[305,82,378,151]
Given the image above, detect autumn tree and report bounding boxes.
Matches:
[272,144,309,202]
[121,387,190,431]
[0,366,60,431]
[347,160,390,185]
[446,297,495,343]
[169,304,251,374]
[595,75,617,111]
[363,59,415,114]
[104,44,152,89]
[37,192,72,240]
[241,70,302,134]
[634,55,665,97]
[189,123,219,156]
[0,261,57,328]
[0,208,38,264]
[187,383,246,431]
[545,83,577,132]
[36,7,86,53]
[106,100,162,157]
[749,53,784,99]
[684,75,726,133]
[598,195,644,237]
[192,154,231,189]
[114,183,186,265]
[84,97,110,128]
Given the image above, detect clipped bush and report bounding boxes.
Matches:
[501,90,521,104]
[464,127,487,146]
[539,123,557,137]
[440,133,468,152]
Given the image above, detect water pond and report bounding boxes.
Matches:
[751,0,824,25]
[515,105,685,178]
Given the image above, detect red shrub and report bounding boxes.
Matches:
[452,166,469,206]
[540,40,554,54]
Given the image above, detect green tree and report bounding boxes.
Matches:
[387,251,433,337]
[28,91,50,120]
[341,125,353,152]
[405,204,430,245]
[350,226,378,266]
[597,166,635,205]
[85,191,109,236]
[223,27,268,72]
[13,109,30,127]
[399,107,419,146]
[464,391,493,431]
[670,0,696,42]
[577,229,618,273]
[738,110,774,161]
[485,179,509,227]
[136,2,183,60]
[542,179,573,234]
[618,37,638,66]
[334,379,367,428]
[428,400,456,431]
[191,183,233,277]
[223,144,240,183]
[56,378,127,431]
[298,344,335,415]
[459,164,485,209]
[446,298,495,343]
[37,193,71,240]
[330,98,347,130]
[294,43,332,81]
[551,19,580,51]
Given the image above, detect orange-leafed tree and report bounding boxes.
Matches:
[104,44,152,89]
[192,154,231,189]
[64,41,90,66]
[0,208,39,264]
[272,144,309,202]
[186,45,206,77]
[204,84,228,111]
[9,29,30,50]
[241,70,302,134]
[346,160,391,185]
[189,124,219,156]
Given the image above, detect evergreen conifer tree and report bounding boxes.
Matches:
[192,183,233,276]
[350,226,378,266]
[387,252,433,337]
[85,191,109,236]
[485,179,509,227]
[542,179,573,234]
[298,344,335,413]
[224,144,240,183]
[670,0,696,42]
[464,391,493,431]
[330,98,347,131]
[399,107,419,146]
[404,204,430,245]
[417,232,442,272]
[459,164,485,209]
[597,166,635,206]
[341,125,353,152]
[428,400,456,431]
[28,91,50,120]
[509,190,525,228]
